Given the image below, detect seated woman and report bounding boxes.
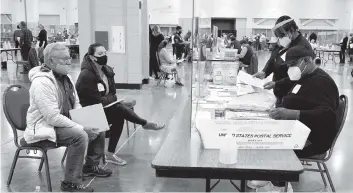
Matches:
[76,43,165,166]
[28,40,44,70]
[158,40,185,86]
[237,40,254,68]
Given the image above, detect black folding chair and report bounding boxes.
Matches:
[301,95,348,192]
[3,85,67,192]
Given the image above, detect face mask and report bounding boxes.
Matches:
[95,55,107,65]
[52,58,71,75]
[228,40,231,43]
[287,60,306,81]
[55,64,70,75]
[279,36,291,47]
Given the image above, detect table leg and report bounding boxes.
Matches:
[206,178,211,192]
[241,180,246,192]
[284,182,289,192]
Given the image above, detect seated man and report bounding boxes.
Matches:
[250,46,339,192]
[237,40,254,67]
[28,39,43,70]
[24,43,112,192]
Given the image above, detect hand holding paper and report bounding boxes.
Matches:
[237,71,266,89]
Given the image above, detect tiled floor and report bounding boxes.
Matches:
[1,51,353,192]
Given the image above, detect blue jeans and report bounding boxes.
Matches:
[56,127,105,184]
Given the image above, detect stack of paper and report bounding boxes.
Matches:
[237,71,265,89]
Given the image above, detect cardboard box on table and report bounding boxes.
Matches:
[195,118,311,150]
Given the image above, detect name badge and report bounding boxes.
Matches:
[281,52,287,61]
[292,84,301,94]
[97,83,105,92]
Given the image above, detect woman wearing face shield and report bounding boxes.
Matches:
[252,15,314,106]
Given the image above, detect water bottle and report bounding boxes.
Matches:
[35,186,41,192]
[214,102,226,119]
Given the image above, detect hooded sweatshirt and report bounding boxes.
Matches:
[24,66,83,144]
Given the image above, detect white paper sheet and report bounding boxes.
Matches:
[237,71,265,88]
[70,104,110,132]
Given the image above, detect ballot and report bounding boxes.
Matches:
[69,104,110,132]
[237,71,265,89]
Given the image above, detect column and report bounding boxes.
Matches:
[141,0,150,83]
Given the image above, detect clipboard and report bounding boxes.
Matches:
[69,104,110,132]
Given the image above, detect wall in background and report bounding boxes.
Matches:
[0,0,78,25]
[148,0,179,24]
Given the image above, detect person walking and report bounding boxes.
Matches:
[19,21,33,61]
[13,25,21,55]
[149,25,164,79]
[339,33,348,64]
[38,24,48,48]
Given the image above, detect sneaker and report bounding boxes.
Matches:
[105,153,127,166]
[247,181,270,189]
[149,76,155,80]
[143,122,165,130]
[60,181,94,192]
[256,182,293,193]
[82,165,112,177]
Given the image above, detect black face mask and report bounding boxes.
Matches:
[95,55,107,65]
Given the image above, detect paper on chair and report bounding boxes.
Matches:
[69,104,110,132]
[237,71,265,89]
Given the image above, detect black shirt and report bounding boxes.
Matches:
[282,68,339,153]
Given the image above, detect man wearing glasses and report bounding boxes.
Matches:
[24,43,111,192]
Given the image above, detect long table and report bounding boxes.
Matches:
[1,48,20,62]
[152,126,304,192]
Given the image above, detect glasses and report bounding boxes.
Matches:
[52,57,72,65]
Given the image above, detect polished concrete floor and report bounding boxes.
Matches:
[0,51,353,192]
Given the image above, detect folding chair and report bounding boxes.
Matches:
[300,95,348,192]
[3,85,68,192]
[156,52,177,86]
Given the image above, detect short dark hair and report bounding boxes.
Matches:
[20,21,27,28]
[17,25,20,29]
[275,15,298,32]
[88,43,104,55]
[176,26,182,30]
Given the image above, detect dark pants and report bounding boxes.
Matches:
[172,44,176,56]
[149,50,160,78]
[20,44,31,61]
[56,127,105,184]
[104,103,147,153]
[39,40,47,48]
[175,47,183,59]
[340,48,346,63]
[15,40,20,55]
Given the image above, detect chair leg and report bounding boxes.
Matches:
[7,148,21,186]
[38,156,45,172]
[126,120,130,136]
[322,162,336,192]
[133,123,137,130]
[43,151,52,192]
[317,162,328,188]
[61,148,68,164]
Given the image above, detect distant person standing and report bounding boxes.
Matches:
[174,26,186,59]
[38,24,47,48]
[348,33,353,62]
[260,33,267,50]
[339,33,348,63]
[149,25,164,79]
[13,25,21,55]
[19,21,33,61]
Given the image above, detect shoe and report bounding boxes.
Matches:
[149,76,155,80]
[247,180,270,189]
[82,165,112,177]
[105,153,127,166]
[143,121,165,130]
[256,182,293,193]
[175,82,184,86]
[60,181,94,192]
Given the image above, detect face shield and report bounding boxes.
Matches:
[272,19,294,38]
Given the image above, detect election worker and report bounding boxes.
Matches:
[251,46,339,192]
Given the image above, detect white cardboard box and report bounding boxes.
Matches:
[195,118,311,150]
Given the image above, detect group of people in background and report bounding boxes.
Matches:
[149,24,190,84]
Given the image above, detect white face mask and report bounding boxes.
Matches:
[279,36,291,47]
[287,60,306,81]
[52,58,71,75]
